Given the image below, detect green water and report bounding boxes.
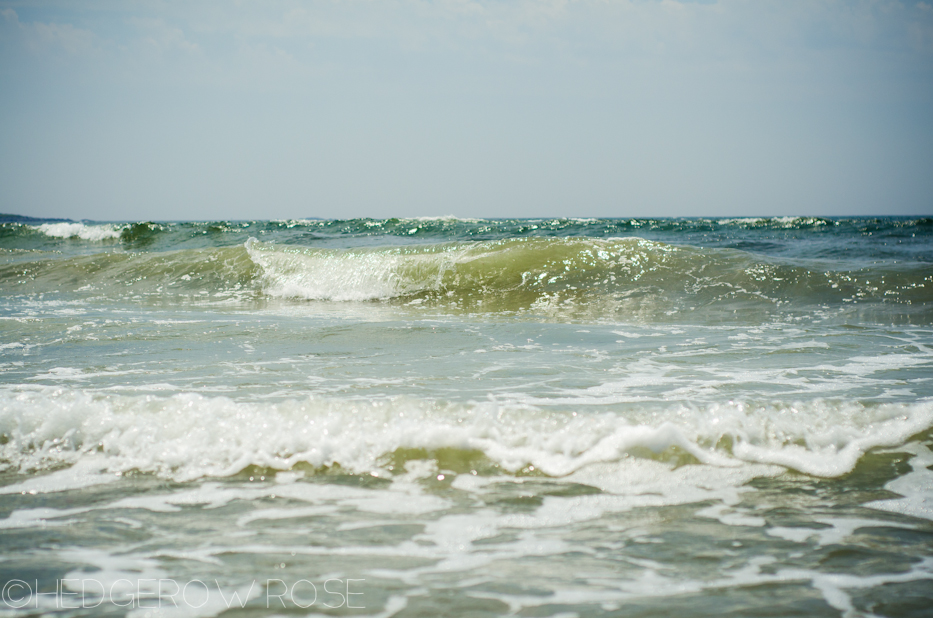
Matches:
[1,216,932,616]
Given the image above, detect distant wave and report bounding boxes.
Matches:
[33,222,122,241]
[1,216,930,252]
[716,216,832,228]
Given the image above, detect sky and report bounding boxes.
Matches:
[1,0,932,221]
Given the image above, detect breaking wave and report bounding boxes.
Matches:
[245,237,932,321]
[1,387,931,484]
[34,222,122,241]
[2,235,930,322]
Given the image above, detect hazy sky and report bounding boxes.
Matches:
[1,0,932,221]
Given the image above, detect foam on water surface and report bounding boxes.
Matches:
[3,217,933,617]
[33,223,122,241]
[1,387,931,486]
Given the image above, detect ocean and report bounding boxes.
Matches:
[1,215,932,617]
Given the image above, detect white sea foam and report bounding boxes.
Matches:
[716,216,831,228]
[404,215,481,223]
[867,441,933,520]
[0,457,117,496]
[245,238,455,301]
[718,218,767,226]
[470,555,933,617]
[766,516,916,546]
[33,222,122,241]
[1,387,931,488]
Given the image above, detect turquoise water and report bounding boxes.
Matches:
[1,216,932,616]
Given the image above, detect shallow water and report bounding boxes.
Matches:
[1,216,932,616]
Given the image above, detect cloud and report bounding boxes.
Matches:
[5,1,928,87]
[909,2,933,50]
[1,7,100,57]
[1,0,931,220]
[129,17,201,56]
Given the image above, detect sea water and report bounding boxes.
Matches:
[0,216,931,617]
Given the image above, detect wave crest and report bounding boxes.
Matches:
[245,237,933,322]
[1,388,930,484]
[34,222,122,241]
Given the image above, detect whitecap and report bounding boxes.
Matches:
[34,222,121,241]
